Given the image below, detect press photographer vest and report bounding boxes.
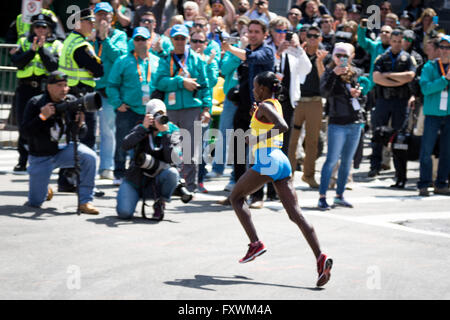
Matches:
[16,37,62,79]
[376,50,412,100]
[250,98,284,155]
[58,32,96,88]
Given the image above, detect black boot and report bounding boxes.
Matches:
[152,199,165,221]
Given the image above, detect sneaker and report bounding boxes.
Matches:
[224,181,235,192]
[419,188,429,197]
[205,171,222,179]
[333,196,353,208]
[99,169,114,180]
[368,169,379,178]
[46,187,53,201]
[318,198,331,211]
[198,182,208,193]
[316,253,333,287]
[94,187,105,197]
[113,178,123,186]
[302,175,319,188]
[239,241,266,263]
[13,164,27,172]
[152,200,165,221]
[434,187,450,196]
[58,184,77,193]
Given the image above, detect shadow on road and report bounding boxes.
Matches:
[164,274,322,292]
[85,215,180,228]
[0,204,68,220]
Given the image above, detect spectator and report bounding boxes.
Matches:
[357,20,392,93]
[221,19,274,208]
[413,8,438,57]
[183,1,200,25]
[297,0,330,18]
[91,2,128,181]
[417,35,450,196]
[192,15,221,63]
[106,27,160,185]
[110,0,132,33]
[318,43,363,210]
[346,4,362,24]
[405,0,425,21]
[116,99,182,220]
[189,29,219,193]
[342,20,370,74]
[332,2,347,31]
[163,15,185,37]
[300,1,321,26]
[385,13,399,29]
[128,11,173,58]
[399,11,415,30]
[21,71,99,214]
[320,14,335,52]
[287,25,329,189]
[208,16,230,46]
[402,30,424,68]
[287,7,303,32]
[200,0,236,32]
[11,13,63,172]
[133,0,167,33]
[154,24,212,193]
[380,1,393,27]
[244,0,277,26]
[236,0,250,17]
[370,29,417,186]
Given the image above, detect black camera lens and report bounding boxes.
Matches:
[286,31,293,41]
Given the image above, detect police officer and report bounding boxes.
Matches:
[370,29,417,187]
[58,8,104,192]
[11,12,63,172]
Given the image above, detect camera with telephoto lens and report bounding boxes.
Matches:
[135,151,171,178]
[154,113,169,125]
[55,92,102,114]
[215,27,224,42]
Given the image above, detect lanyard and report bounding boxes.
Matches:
[170,47,189,77]
[134,52,151,83]
[97,43,103,57]
[438,59,449,90]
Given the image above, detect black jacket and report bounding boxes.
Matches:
[21,92,87,156]
[122,123,182,189]
[320,67,364,125]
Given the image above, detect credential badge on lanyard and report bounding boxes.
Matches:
[438,59,449,111]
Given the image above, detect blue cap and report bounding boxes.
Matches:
[132,27,151,39]
[441,35,450,44]
[94,2,113,14]
[170,24,190,38]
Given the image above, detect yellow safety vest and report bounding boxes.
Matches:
[16,9,57,38]
[250,98,284,154]
[58,32,97,88]
[16,37,63,79]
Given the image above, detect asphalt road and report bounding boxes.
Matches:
[1,146,449,300]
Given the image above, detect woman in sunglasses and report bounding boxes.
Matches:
[317,43,364,210]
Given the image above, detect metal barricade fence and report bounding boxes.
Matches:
[0,44,19,147]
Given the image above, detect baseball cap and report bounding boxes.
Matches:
[132,27,151,39]
[146,99,166,115]
[94,2,114,14]
[170,24,190,38]
[333,42,354,57]
[441,35,450,44]
[47,71,68,84]
[403,30,415,41]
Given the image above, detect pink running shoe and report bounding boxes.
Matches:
[316,253,333,287]
[239,241,266,263]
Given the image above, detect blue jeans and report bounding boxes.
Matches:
[98,94,116,171]
[116,167,180,219]
[212,98,237,175]
[114,109,145,179]
[319,123,362,196]
[27,143,97,207]
[418,115,450,189]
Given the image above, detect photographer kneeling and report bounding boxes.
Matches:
[21,71,99,214]
[116,99,183,221]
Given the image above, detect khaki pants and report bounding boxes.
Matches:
[288,98,323,178]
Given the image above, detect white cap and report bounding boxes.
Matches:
[146,99,166,115]
[332,42,354,57]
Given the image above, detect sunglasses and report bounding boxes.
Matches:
[306,33,320,39]
[439,45,450,50]
[335,53,349,59]
[274,28,288,34]
[403,37,413,42]
[191,39,206,44]
[193,23,206,28]
[140,18,155,24]
[173,36,187,41]
[134,36,148,42]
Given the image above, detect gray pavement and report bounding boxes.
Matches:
[0,145,450,300]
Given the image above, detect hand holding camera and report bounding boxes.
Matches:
[41,103,55,119]
[183,77,199,92]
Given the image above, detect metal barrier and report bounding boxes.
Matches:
[0,44,18,147]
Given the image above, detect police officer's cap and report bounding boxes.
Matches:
[31,12,55,29]
[79,8,96,22]
[346,4,362,14]
[400,11,414,22]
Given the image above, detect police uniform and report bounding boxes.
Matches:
[370,48,417,185]
[57,8,104,192]
[15,9,58,41]
[10,13,63,171]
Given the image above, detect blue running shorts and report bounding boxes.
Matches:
[251,147,292,181]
